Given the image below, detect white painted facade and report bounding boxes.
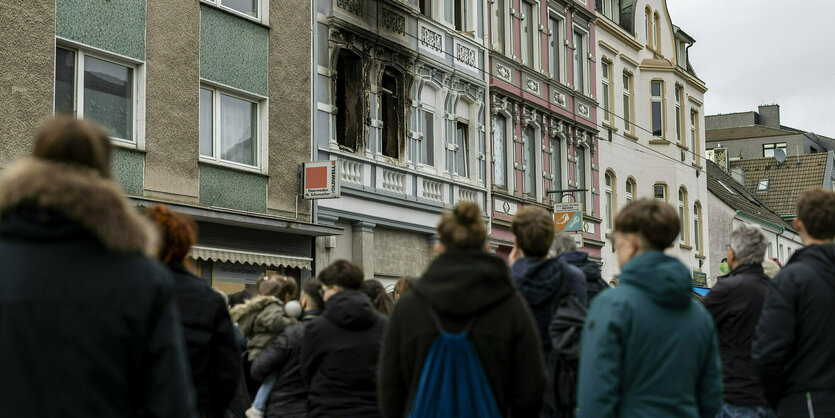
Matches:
[594,0,710,282]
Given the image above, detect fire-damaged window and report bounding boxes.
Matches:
[380,68,402,159]
[335,50,362,151]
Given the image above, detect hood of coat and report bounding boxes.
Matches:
[0,158,158,257]
[558,250,589,264]
[786,244,835,274]
[323,290,381,330]
[415,249,515,317]
[229,295,283,323]
[511,256,569,306]
[619,250,693,309]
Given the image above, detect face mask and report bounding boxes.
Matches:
[719,262,730,275]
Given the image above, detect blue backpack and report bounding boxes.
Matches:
[408,302,502,418]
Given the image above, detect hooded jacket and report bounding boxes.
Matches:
[251,309,323,418]
[511,256,587,354]
[168,261,240,418]
[577,250,723,418]
[0,159,197,418]
[557,250,609,303]
[300,290,386,418]
[701,263,769,407]
[230,295,297,361]
[753,244,835,416]
[378,250,546,418]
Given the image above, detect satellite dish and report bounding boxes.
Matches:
[774,148,786,164]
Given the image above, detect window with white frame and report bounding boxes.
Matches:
[691,109,700,162]
[454,0,468,32]
[654,183,667,201]
[450,119,470,176]
[548,15,562,80]
[55,46,138,143]
[623,72,633,133]
[605,171,616,231]
[675,85,683,144]
[419,0,431,18]
[549,136,562,197]
[521,1,536,67]
[596,0,621,24]
[678,188,688,244]
[645,8,652,48]
[573,30,586,93]
[493,115,507,188]
[199,86,261,168]
[763,142,787,158]
[494,0,506,54]
[418,107,435,166]
[575,147,587,208]
[651,80,664,137]
[205,0,261,20]
[523,126,536,195]
[601,61,611,122]
[625,178,635,204]
[694,202,702,253]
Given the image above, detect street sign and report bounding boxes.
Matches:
[553,202,583,233]
[302,161,341,199]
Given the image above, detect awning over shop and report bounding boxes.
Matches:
[190,246,312,270]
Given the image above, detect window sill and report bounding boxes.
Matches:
[648,138,671,146]
[695,254,706,260]
[691,162,704,169]
[679,244,693,250]
[601,121,618,132]
[198,159,268,177]
[199,0,270,28]
[112,138,145,153]
[623,132,639,141]
[675,142,689,151]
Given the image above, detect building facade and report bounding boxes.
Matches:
[594,0,709,281]
[311,0,490,286]
[0,0,340,295]
[486,0,602,260]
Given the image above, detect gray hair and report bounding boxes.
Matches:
[550,232,577,257]
[729,224,769,266]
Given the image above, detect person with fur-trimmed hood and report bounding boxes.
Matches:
[230,274,299,362]
[0,118,198,417]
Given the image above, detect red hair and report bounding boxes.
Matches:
[144,205,197,264]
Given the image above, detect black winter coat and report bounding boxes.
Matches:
[0,158,197,417]
[169,262,241,418]
[753,244,835,416]
[702,263,769,407]
[251,310,323,418]
[557,251,609,303]
[378,250,546,418]
[300,291,386,418]
[511,256,587,354]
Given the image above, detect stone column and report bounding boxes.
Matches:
[352,221,376,280]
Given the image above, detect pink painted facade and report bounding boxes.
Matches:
[487,0,602,259]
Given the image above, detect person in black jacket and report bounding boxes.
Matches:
[702,223,775,417]
[551,232,609,303]
[300,260,386,417]
[753,188,835,417]
[251,278,325,418]
[378,202,546,418]
[509,207,587,354]
[0,118,197,417]
[146,205,241,418]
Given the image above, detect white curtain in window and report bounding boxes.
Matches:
[220,94,257,166]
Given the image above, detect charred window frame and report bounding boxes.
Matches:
[335,50,363,152]
[380,67,403,159]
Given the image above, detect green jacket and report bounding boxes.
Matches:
[230,295,297,361]
[577,251,722,418]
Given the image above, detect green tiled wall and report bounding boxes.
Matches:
[199,5,269,96]
[56,0,146,60]
[199,164,267,213]
[111,147,144,195]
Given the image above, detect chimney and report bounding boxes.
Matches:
[758,104,781,129]
[714,145,729,172]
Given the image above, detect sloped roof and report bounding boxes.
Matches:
[730,153,831,216]
[706,161,794,230]
[706,125,794,142]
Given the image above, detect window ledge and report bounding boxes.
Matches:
[691,162,704,169]
[199,0,270,28]
[623,132,639,141]
[695,254,706,260]
[675,142,689,151]
[601,121,618,132]
[679,244,693,250]
[649,139,671,146]
[198,160,268,177]
[112,139,145,153]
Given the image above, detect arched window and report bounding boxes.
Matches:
[625,177,635,204]
[644,7,653,49]
[654,12,662,51]
[575,146,587,208]
[605,171,617,232]
[523,126,536,195]
[678,187,688,245]
[549,134,562,202]
[694,201,703,254]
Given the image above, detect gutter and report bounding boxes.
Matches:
[735,210,787,233]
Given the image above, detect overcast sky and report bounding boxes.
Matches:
[666,0,835,135]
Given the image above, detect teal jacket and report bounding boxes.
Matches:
[577,251,723,418]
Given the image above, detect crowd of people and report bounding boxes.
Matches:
[1,117,834,417]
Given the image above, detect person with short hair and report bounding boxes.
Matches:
[145,205,240,418]
[510,207,587,354]
[251,278,325,418]
[300,260,386,417]
[702,224,775,417]
[0,118,197,417]
[577,199,722,417]
[378,202,545,418]
[753,188,835,416]
[551,232,609,304]
[360,279,394,316]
